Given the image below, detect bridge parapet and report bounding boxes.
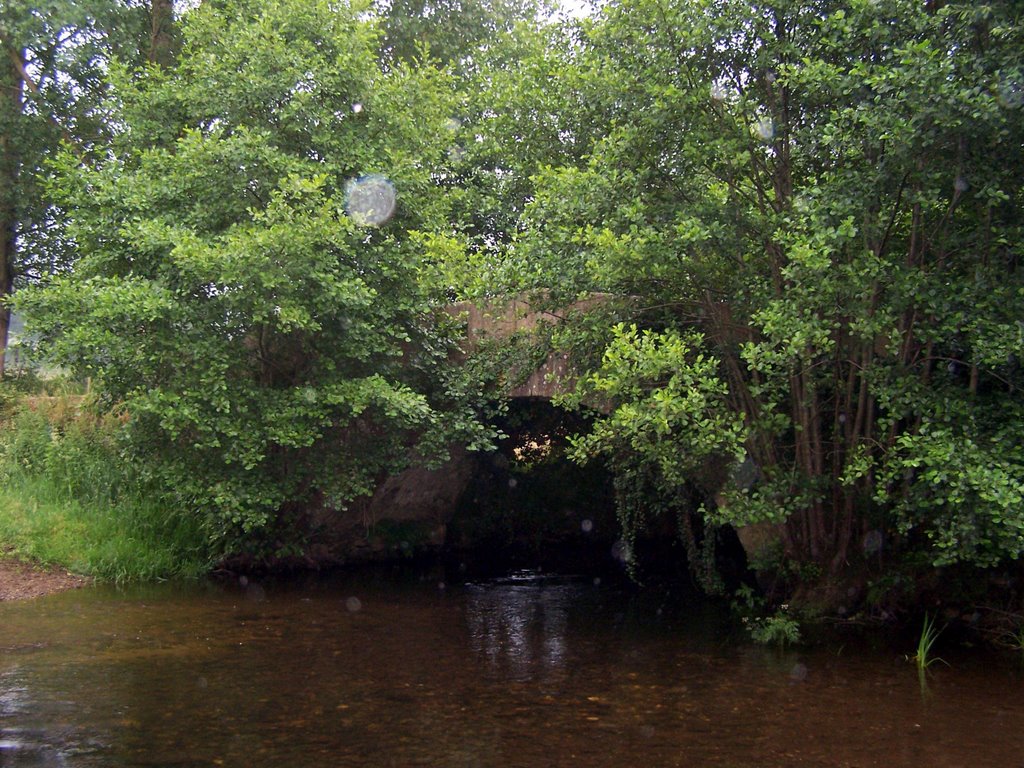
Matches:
[449,294,605,400]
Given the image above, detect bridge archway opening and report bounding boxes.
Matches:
[447,398,752,591]
[447,398,619,573]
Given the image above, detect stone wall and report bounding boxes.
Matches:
[307,447,477,563]
[450,294,606,400]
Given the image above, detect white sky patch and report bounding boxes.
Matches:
[556,0,596,20]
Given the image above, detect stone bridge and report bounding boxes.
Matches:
[312,295,608,562]
[451,294,605,400]
[314,292,768,572]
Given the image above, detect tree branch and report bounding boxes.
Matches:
[4,44,79,150]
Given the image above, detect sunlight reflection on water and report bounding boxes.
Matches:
[466,571,574,681]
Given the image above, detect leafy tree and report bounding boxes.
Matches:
[0,0,173,377]
[377,0,549,70]
[15,0,492,551]
[515,0,1024,581]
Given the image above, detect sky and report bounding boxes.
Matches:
[557,0,596,19]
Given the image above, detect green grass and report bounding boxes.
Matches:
[0,392,212,583]
[998,623,1024,656]
[910,612,947,673]
[0,477,211,582]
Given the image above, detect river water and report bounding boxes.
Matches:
[1,568,1022,767]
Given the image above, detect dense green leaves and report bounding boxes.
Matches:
[562,324,744,487]
[511,0,1024,574]
[15,0,493,551]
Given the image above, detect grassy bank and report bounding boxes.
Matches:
[0,383,212,582]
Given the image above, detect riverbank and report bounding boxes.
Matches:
[0,553,89,601]
[0,397,213,584]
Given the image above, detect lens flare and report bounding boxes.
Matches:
[344,175,396,227]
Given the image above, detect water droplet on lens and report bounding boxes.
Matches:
[753,118,774,141]
[345,596,362,612]
[790,663,808,682]
[954,176,969,193]
[345,174,396,227]
[711,83,727,102]
[238,575,248,587]
[731,454,759,490]
[246,584,266,602]
[611,540,633,563]
[998,75,1023,109]
[438,581,446,591]
[508,477,518,489]
[351,102,363,113]
[581,519,594,533]
[593,577,601,586]
[863,529,883,555]
[445,117,462,131]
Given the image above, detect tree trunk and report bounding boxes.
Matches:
[0,47,24,379]
[148,0,178,68]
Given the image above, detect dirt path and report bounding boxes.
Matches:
[0,555,89,601]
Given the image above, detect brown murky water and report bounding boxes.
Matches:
[1,569,1022,767]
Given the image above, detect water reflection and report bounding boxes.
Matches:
[2,574,1024,767]
[465,571,575,681]
[0,667,89,766]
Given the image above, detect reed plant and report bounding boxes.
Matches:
[1001,624,1024,656]
[0,391,212,582]
[911,613,947,673]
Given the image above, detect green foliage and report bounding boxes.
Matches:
[746,540,823,602]
[6,0,1024,592]
[0,395,211,581]
[999,623,1024,656]
[507,0,1024,583]
[879,409,1024,567]
[0,0,157,330]
[734,585,801,648]
[556,323,743,589]
[15,0,493,552]
[747,613,802,649]
[377,0,548,71]
[563,323,745,486]
[437,16,601,299]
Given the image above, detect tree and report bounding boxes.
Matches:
[147,0,179,67]
[514,0,1024,585]
[377,0,548,70]
[15,0,492,551]
[0,41,20,378]
[0,0,167,377]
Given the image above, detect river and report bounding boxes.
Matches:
[2,568,1022,767]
